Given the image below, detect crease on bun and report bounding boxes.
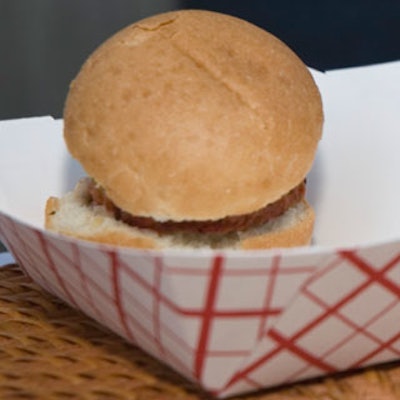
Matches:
[45,178,314,250]
[63,9,323,222]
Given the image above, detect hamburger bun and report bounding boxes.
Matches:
[45,178,315,250]
[46,9,323,250]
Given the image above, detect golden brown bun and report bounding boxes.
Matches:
[45,179,314,250]
[63,10,323,222]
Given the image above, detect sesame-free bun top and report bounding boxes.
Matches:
[64,9,323,222]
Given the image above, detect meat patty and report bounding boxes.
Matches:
[88,180,306,235]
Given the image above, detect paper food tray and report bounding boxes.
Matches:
[0,62,399,398]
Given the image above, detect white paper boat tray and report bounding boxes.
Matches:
[0,62,399,397]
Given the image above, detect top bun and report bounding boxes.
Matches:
[64,9,323,222]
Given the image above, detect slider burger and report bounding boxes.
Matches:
[45,10,323,250]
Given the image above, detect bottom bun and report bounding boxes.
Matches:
[45,178,315,250]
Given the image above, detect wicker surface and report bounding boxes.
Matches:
[1,263,400,400]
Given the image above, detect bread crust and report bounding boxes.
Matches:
[45,196,158,249]
[63,10,323,222]
[238,203,314,249]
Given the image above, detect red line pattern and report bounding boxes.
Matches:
[36,231,79,308]
[194,255,224,380]
[71,243,103,322]
[257,255,281,339]
[218,245,400,397]
[153,256,165,356]
[1,211,399,398]
[109,251,136,343]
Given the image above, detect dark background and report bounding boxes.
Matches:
[185,0,400,70]
[1,0,399,121]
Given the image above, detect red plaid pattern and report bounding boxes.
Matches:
[0,212,399,398]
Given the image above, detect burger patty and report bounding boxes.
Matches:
[88,180,306,235]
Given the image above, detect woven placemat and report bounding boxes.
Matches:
[1,263,400,400]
